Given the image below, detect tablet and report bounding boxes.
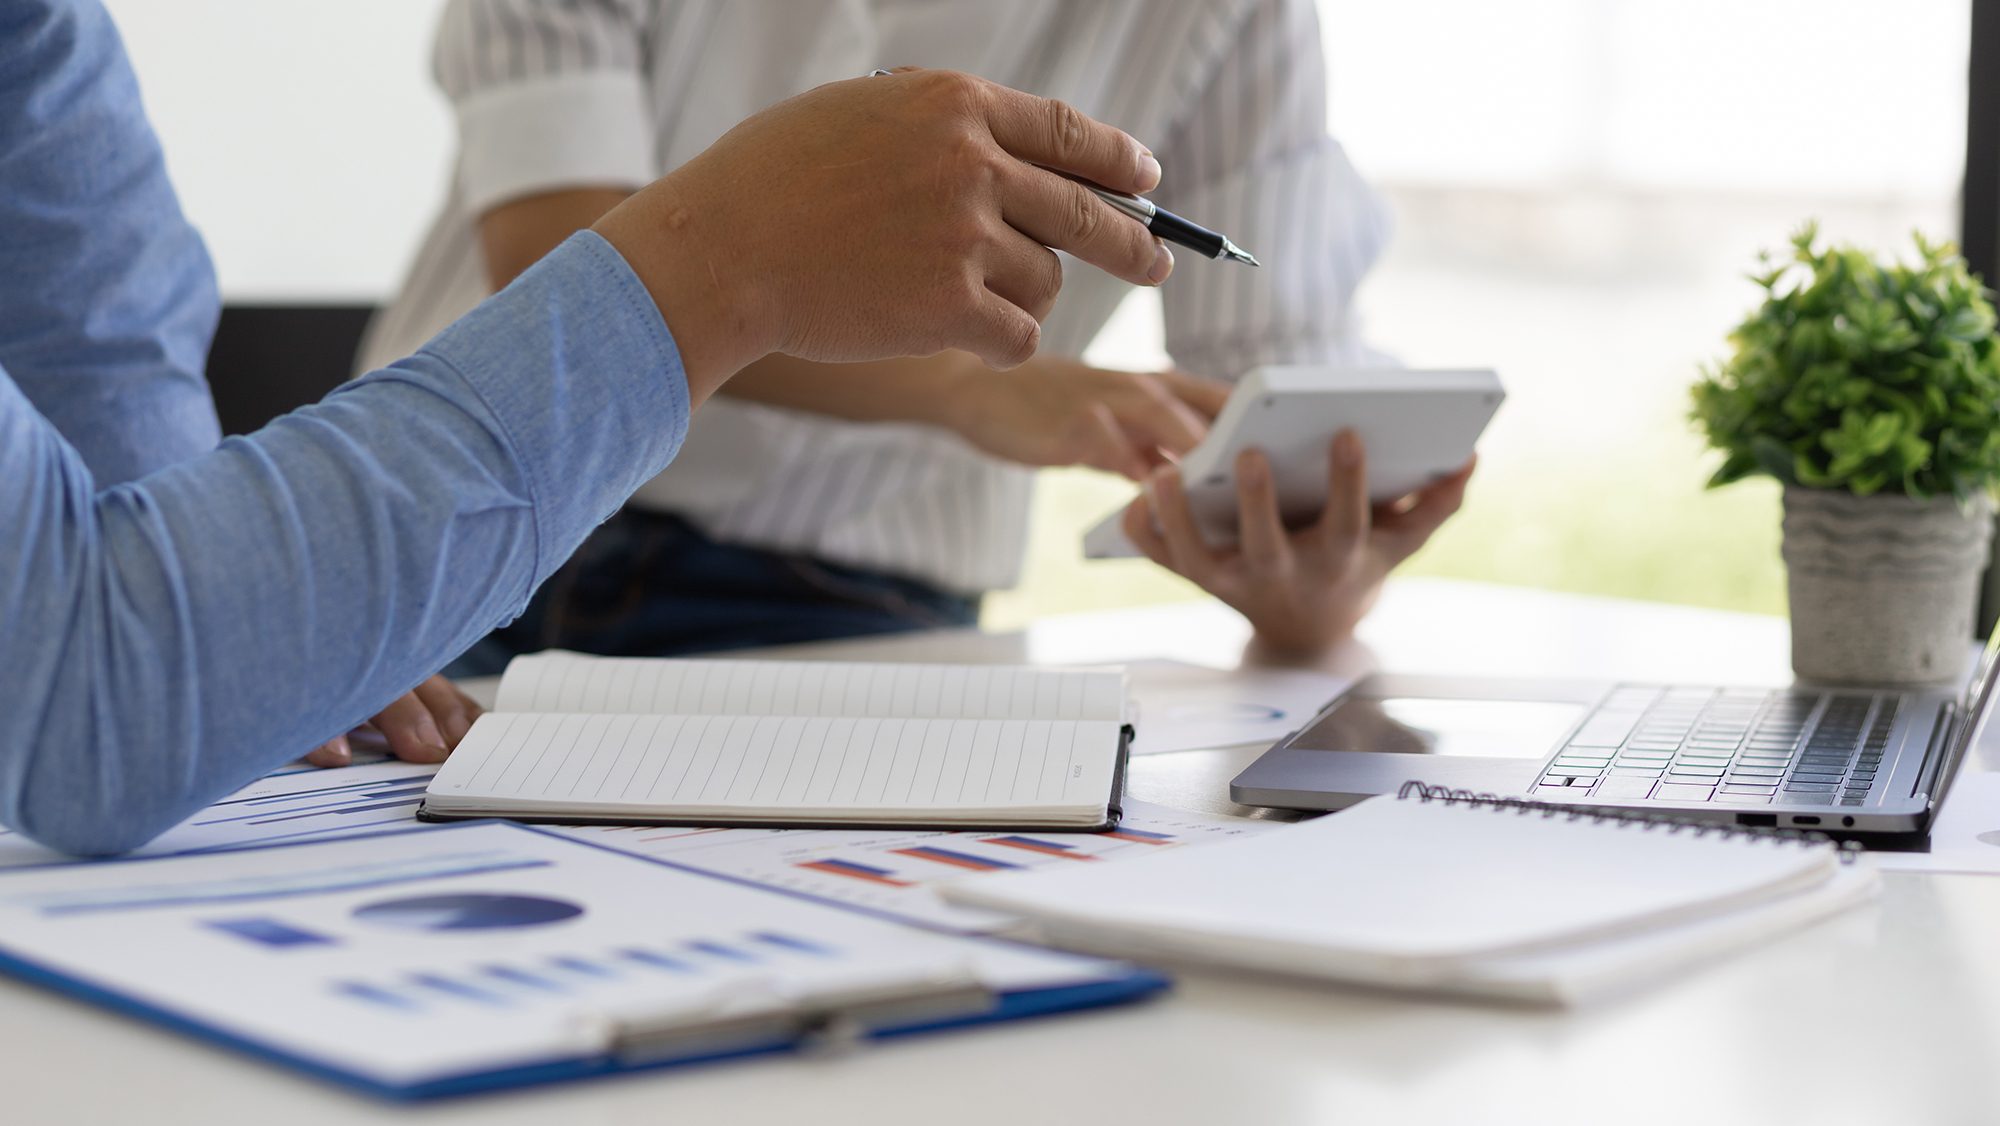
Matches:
[1083,366,1503,558]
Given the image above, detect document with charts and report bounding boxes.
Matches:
[0,823,1162,1099]
[420,653,1132,831]
[550,798,1284,934]
[0,759,442,869]
[0,767,1271,939]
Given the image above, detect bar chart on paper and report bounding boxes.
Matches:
[327,926,849,1017]
[0,759,442,869]
[555,799,1283,933]
[0,823,1137,1092]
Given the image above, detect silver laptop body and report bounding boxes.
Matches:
[1230,632,2000,838]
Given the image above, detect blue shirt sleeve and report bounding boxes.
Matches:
[0,0,223,486]
[0,2,695,856]
[0,233,692,858]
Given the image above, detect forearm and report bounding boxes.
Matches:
[479,187,982,417]
[0,232,689,856]
[480,187,631,290]
[484,187,760,407]
[721,352,978,428]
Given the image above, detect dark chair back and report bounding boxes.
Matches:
[204,305,375,435]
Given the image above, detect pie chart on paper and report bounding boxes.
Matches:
[351,893,584,932]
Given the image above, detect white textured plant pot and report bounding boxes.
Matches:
[1781,488,1994,685]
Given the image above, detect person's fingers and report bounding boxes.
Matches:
[998,163,1171,288]
[1083,403,1155,480]
[1154,369,1233,420]
[1120,491,1177,569]
[1376,455,1476,559]
[304,733,352,768]
[368,692,453,764]
[979,83,1160,195]
[1106,376,1210,458]
[959,288,1046,369]
[1234,449,1290,572]
[1315,430,1371,550]
[412,676,484,747]
[981,234,1066,324]
[1147,465,1220,583]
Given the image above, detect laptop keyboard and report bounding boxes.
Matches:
[1535,686,1898,808]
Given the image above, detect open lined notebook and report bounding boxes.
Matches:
[420,653,1132,831]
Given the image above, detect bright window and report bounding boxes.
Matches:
[986,0,1970,628]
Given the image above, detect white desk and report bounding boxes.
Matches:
[9,578,1999,1125]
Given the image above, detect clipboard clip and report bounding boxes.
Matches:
[579,968,995,1064]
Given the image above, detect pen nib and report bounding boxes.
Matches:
[1220,238,1260,267]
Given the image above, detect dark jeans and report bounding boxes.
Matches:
[444,509,981,677]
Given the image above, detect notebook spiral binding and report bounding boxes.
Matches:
[1396,781,1864,865]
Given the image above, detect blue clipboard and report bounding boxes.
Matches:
[0,823,1169,1101]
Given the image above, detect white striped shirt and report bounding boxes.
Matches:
[361,0,1389,594]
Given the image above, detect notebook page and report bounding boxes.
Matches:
[495,654,1125,722]
[427,712,1122,818]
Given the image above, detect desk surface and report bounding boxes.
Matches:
[10,579,1998,1126]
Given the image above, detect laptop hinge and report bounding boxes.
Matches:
[1908,701,1958,803]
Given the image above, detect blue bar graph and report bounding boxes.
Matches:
[206,916,338,949]
[549,955,618,979]
[620,947,697,974]
[332,932,853,1017]
[333,980,419,1011]
[891,845,1022,872]
[411,972,509,1006]
[483,964,566,993]
[753,931,835,956]
[686,939,759,963]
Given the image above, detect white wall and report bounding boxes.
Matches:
[103,0,1968,303]
[1325,0,1966,197]
[104,0,454,302]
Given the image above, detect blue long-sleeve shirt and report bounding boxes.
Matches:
[0,1,692,856]
[0,1,221,484]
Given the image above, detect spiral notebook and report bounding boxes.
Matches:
[941,784,1879,1004]
[419,653,1132,831]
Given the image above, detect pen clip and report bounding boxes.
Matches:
[577,966,994,1064]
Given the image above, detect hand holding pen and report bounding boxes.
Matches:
[1065,177,1259,266]
[871,69,1260,269]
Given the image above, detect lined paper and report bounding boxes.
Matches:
[495,654,1125,723]
[428,713,1121,820]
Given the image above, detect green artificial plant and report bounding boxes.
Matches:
[1691,223,2000,501]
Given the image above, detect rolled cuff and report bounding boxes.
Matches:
[418,229,690,585]
[457,70,658,215]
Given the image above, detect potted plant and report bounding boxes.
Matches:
[1692,224,2000,684]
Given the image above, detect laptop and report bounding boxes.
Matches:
[1230,631,2000,841]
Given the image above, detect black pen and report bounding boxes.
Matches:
[867,69,1259,267]
[1075,182,1260,267]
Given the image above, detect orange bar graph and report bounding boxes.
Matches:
[797,859,914,887]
